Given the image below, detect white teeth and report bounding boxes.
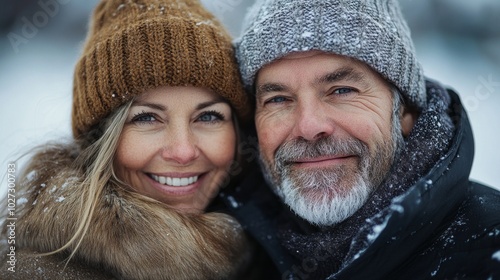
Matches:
[180,178,189,185]
[159,176,166,185]
[151,175,199,187]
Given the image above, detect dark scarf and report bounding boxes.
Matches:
[278,81,456,278]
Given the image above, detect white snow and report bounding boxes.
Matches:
[430,258,447,277]
[390,204,404,214]
[116,3,126,12]
[55,196,66,202]
[492,251,500,262]
[195,20,213,26]
[0,1,499,204]
[49,186,57,194]
[26,170,37,182]
[17,197,28,205]
[226,195,239,208]
[301,31,313,38]
[61,177,78,189]
[367,217,389,242]
[352,248,366,261]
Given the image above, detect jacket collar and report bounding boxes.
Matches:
[335,82,474,278]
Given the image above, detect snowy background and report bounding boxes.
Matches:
[1,0,499,200]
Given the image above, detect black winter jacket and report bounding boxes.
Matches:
[224,86,500,279]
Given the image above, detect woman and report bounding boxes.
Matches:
[0,0,259,279]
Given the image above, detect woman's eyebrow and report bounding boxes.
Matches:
[196,99,227,110]
[131,101,167,111]
[131,98,226,111]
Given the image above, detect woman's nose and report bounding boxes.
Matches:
[160,126,199,164]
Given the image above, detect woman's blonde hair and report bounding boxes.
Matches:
[46,100,132,260]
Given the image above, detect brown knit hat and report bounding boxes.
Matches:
[72,0,249,138]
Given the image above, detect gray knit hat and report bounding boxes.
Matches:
[235,0,426,109]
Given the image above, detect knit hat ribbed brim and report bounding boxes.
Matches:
[235,0,426,109]
[72,0,249,138]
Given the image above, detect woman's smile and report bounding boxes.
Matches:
[149,173,200,187]
[146,172,205,196]
[114,86,236,212]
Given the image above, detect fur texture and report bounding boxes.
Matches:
[7,144,250,279]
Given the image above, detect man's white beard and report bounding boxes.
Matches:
[276,170,371,226]
[260,135,395,227]
[275,164,371,226]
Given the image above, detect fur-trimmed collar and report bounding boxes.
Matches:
[8,144,250,280]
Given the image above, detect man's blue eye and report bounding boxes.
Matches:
[269,96,287,103]
[335,88,353,94]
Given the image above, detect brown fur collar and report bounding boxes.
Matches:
[11,144,250,279]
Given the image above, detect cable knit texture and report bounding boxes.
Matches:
[235,0,426,109]
[72,0,249,138]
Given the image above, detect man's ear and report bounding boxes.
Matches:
[400,105,418,137]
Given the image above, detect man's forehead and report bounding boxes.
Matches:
[278,50,327,60]
[258,51,364,80]
[263,50,362,71]
[257,51,382,85]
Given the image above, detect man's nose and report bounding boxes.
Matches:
[291,97,335,141]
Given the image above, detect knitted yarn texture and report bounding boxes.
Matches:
[235,0,426,109]
[72,0,249,138]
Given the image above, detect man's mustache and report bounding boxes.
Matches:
[275,135,368,169]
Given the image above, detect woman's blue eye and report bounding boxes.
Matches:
[198,110,224,123]
[131,112,156,123]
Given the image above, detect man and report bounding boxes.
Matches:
[229,0,500,279]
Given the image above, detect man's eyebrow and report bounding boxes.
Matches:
[317,67,367,85]
[256,83,288,98]
[256,68,367,97]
